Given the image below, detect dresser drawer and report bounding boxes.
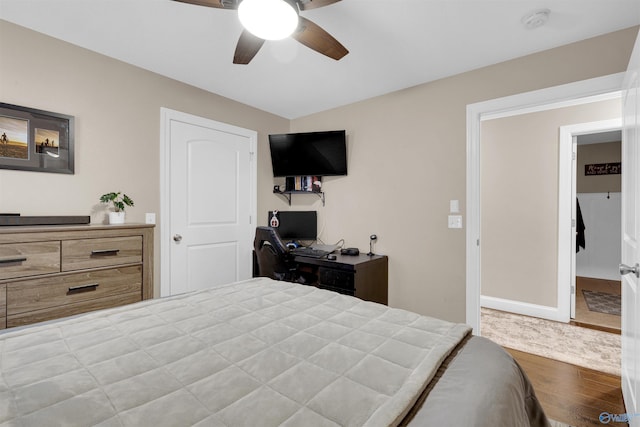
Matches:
[0,284,6,329]
[7,292,141,328]
[7,265,142,316]
[0,242,61,280]
[62,236,142,271]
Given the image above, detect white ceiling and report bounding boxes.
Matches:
[1,0,639,119]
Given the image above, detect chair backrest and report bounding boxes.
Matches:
[253,226,295,281]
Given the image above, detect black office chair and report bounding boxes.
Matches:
[253,226,315,284]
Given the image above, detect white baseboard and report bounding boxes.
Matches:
[480,295,568,323]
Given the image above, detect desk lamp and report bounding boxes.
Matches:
[367,234,377,256]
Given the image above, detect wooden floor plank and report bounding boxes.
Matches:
[507,347,625,427]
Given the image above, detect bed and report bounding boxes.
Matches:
[0,277,550,426]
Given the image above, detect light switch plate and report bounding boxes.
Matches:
[448,215,463,229]
[145,213,156,225]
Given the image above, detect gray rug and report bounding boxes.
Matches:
[583,290,621,316]
[481,307,620,376]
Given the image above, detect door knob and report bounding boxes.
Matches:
[619,263,640,278]
[173,234,182,242]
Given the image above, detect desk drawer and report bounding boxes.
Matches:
[7,292,142,328]
[0,242,60,280]
[62,236,142,271]
[7,265,142,316]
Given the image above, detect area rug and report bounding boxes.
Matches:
[481,307,621,376]
[549,420,573,427]
[582,290,621,316]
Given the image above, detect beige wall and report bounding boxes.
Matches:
[283,27,637,322]
[577,141,622,193]
[0,20,290,297]
[1,18,637,322]
[480,99,621,307]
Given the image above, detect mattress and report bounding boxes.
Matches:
[0,277,549,426]
[1,277,471,426]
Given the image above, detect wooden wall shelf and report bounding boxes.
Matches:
[274,189,325,206]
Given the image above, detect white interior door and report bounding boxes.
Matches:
[621,31,640,427]
[570,137,577,319]
[160,109,256,296]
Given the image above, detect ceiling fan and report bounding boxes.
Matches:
[173,0,349,64]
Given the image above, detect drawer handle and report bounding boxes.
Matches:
[91,249,120,256]
[0,256,27,265]
[68,283,99,293]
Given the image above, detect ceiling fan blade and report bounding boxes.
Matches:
[172,0,237,9]
[297,0,342,11]
[292,17,348,60]
[233,30,266,64]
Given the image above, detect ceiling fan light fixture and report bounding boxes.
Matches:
[238,0,299,40]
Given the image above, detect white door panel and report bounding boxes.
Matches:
[622,30,640,427]
[571,137,577,319]
[187,139,240,224]
[161,109,256,297]
[188,242,238,291]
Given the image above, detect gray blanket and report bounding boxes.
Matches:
[404,336,551,427]
[1,277,471,426]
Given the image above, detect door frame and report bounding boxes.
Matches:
[466,72,625,334]
[159,107,257,297]
[558,118,622,319]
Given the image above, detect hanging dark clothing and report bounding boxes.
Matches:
[576,198,586,252]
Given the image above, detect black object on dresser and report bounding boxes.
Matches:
[294,253,388,305]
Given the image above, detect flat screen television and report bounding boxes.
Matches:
[269,130,347,177]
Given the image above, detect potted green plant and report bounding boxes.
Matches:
[99,192,134,224]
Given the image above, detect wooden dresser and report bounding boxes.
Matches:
[0,223,154,329]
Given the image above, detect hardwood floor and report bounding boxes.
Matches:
[507,347,625,427]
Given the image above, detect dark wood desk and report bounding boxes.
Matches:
[294,254,388,305]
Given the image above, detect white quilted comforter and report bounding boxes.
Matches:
[0,277,471,426]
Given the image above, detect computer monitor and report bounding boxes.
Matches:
[268,211,317,241]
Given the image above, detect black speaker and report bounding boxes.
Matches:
[340,247,360,256]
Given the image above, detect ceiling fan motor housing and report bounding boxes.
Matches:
[176,0,347,64]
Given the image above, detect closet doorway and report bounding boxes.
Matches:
[569,126,622,333]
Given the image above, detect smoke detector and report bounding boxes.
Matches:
[521,8,551,29]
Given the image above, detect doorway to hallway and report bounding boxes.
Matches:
[466,75,625,379]
[478,100,622,324]
[572,276,621,334]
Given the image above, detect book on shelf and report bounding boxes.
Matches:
[285,176,322,192]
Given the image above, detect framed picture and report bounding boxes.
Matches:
[585,162,621,175]
[0,102,74,174]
